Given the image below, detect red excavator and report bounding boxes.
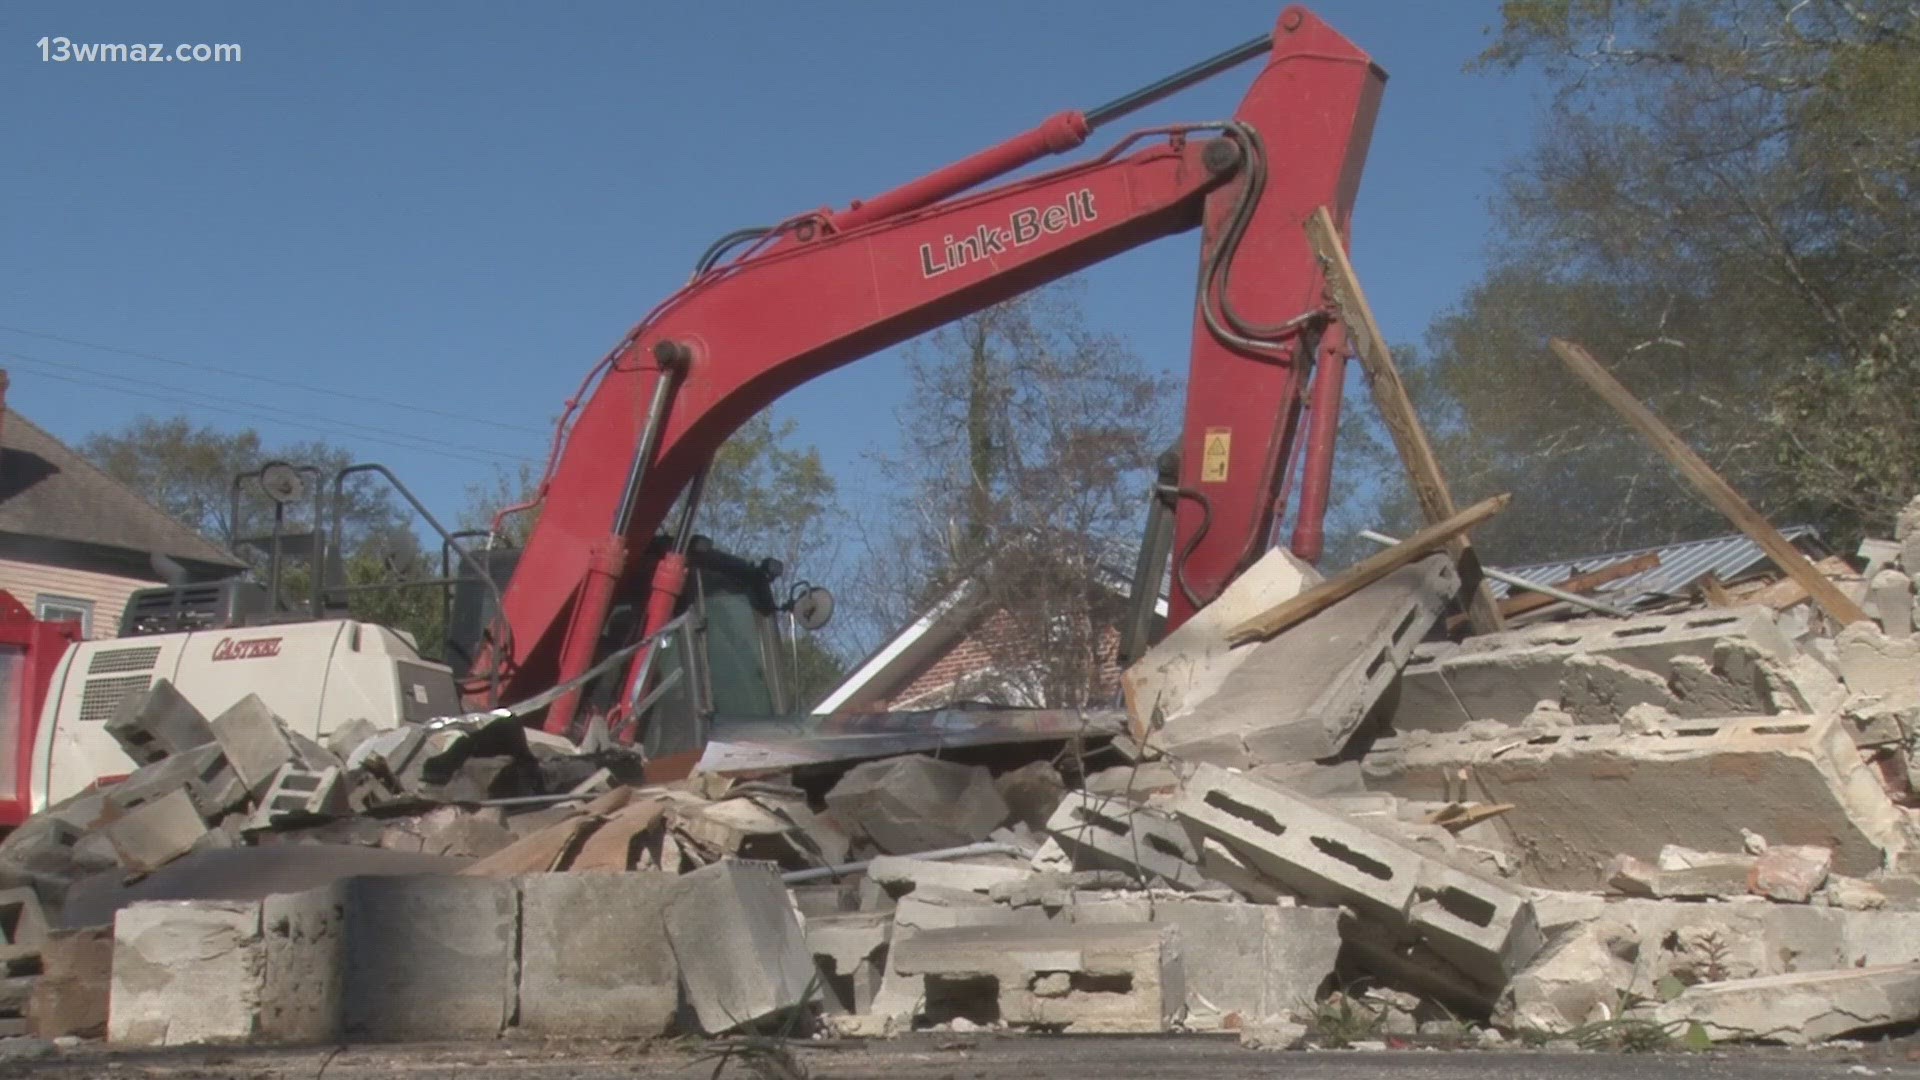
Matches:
[459,4,1386,750]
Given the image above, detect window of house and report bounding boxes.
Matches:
[35,596,93,637]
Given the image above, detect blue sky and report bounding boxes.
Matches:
[1,1,1543,566]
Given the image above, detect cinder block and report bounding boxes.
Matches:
[1392,643,1473,732]
[104,743,248,821]
[824,756,1009,855]
[667,860,819,1034]
[888,923,1183,1033]
[1152,556,1459,764]
[261,875,517,1043]
[211,695,309,797]
[1364,714,1909,888]
[1174,764,1421,922]
[105,679,214,766]
[27,925,113,1039]
[1045,791,1212,890]
[1059,898,1337,1027]
[109,899,264,1046]
[515,873,678,1038]
[1407,860,1543,988]
[0,887,49,966]
[103,787,207,874]
[245,765,347,831]
[807,911,891,1015]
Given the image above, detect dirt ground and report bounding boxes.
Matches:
[7,1035,1920,1080]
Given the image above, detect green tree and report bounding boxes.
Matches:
[857,281,1179,708]
[83,416,447,655]
[1339,0,1920,563]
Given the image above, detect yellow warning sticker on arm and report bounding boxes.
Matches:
[1201,427,1230,482]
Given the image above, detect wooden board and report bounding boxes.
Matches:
[460,814,599,877]
[1228,493,1511,645]
[571,799,667,873]
[1549,338,1868,626]
[1307,207,1505,635]
[1446,551,1661,632]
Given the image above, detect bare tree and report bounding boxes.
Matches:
[852,281,1178,708]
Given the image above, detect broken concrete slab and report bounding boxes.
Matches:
[516,872,679,1038]
[1122,546,1321,733]
[1654,964,1920,1045]
[1059,898,1338,1028]
[1363,714,1910,888]
[824,756,1010,856]
[866,855,1031,896]
[1836,622,1920,699]
[1149,555,1459,765]
[109,899,263,1046]
[1496,917,1639,1034]
[260,874,517,1043]
[888,922,1184,1033]
[1045,791,1211,890]
[26,926,112,1039]
[1607,854,1755,900]
[667,860,818,1034]
[1875,569,1916,638]
[102,787,207,874]
[105,680,214,766]
[806,911,891,1015]
[1397,607,1794,730]
[1749,844,1832,903]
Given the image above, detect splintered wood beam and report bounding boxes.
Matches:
[1305,206,1505,634]
[1549,338,1868,627]
[1228,493,1512,645]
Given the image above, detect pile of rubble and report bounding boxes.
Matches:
[8,503,1920,1053]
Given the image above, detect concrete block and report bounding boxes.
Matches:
[1336,912,1498,1010]
[1836,622,1920,698]
[824,756,1009,855]
[866,855,1031,896]
[103,787,207,874]
[1196,836,1290,903]
[1123,546,1321,731]
[516,872,679,1038]
[1655,965,1920,1045]
[261,875,517,1042]
[667,860,819,1034]
[246,766,347,831]
[109,900,263,1046]
[103,743,248,822]
[324,717,381,760]
[1152,555,1459,765]
[1394,643,1474,733]
[1174,763,1421,923]
[1408,860,1543,987]
[27,926,112,1038]
[105,679,214,766]
[1749,844,1832,903]
[1496,917,1640,1034]
[0,888,49,967]
[1059,899,1338,1027]
[1668,641,1778,718]
[889,923,1183,1032]
[1559,653,1679,725]
[1876,569,1916,638]
[806,911,890,1015]
[1045,791,1211,890]
[1363,714,1910,889]
[210,695,309,797]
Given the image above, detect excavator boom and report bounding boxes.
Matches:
[469,5,1385,735]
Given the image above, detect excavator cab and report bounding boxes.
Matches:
[445,535,831,753]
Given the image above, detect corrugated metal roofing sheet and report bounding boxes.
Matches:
[1487,525,1826,607]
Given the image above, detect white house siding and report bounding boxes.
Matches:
[0,557,149,639]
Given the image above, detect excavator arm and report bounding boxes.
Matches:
[469,4,1385,735]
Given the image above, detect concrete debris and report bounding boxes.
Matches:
[1147,555,1458,765]
[1607,853,1755,899]
[994,761,1067,832]
[885,923,1183,1033]
[518,872,680,1037]
[1654,965,1920,1045]
[101,787,208,875]
[1749,844,1833,903]
[825,756,1010,856]
[26,927,112,1039]
[1045,791,1213,890]
[109,899,264,1046]
[807,911,891,1015]
[105,679,214,767]
[668,860,819,1034]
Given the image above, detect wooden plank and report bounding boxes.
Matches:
[1445,551,1661,632]
[1306,207,1505,635]
[1695,571,1733,608]
[571,799,667,873]
[461,814,598,878]
[1228,493,1511,645]
[1549,339,1868,626]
